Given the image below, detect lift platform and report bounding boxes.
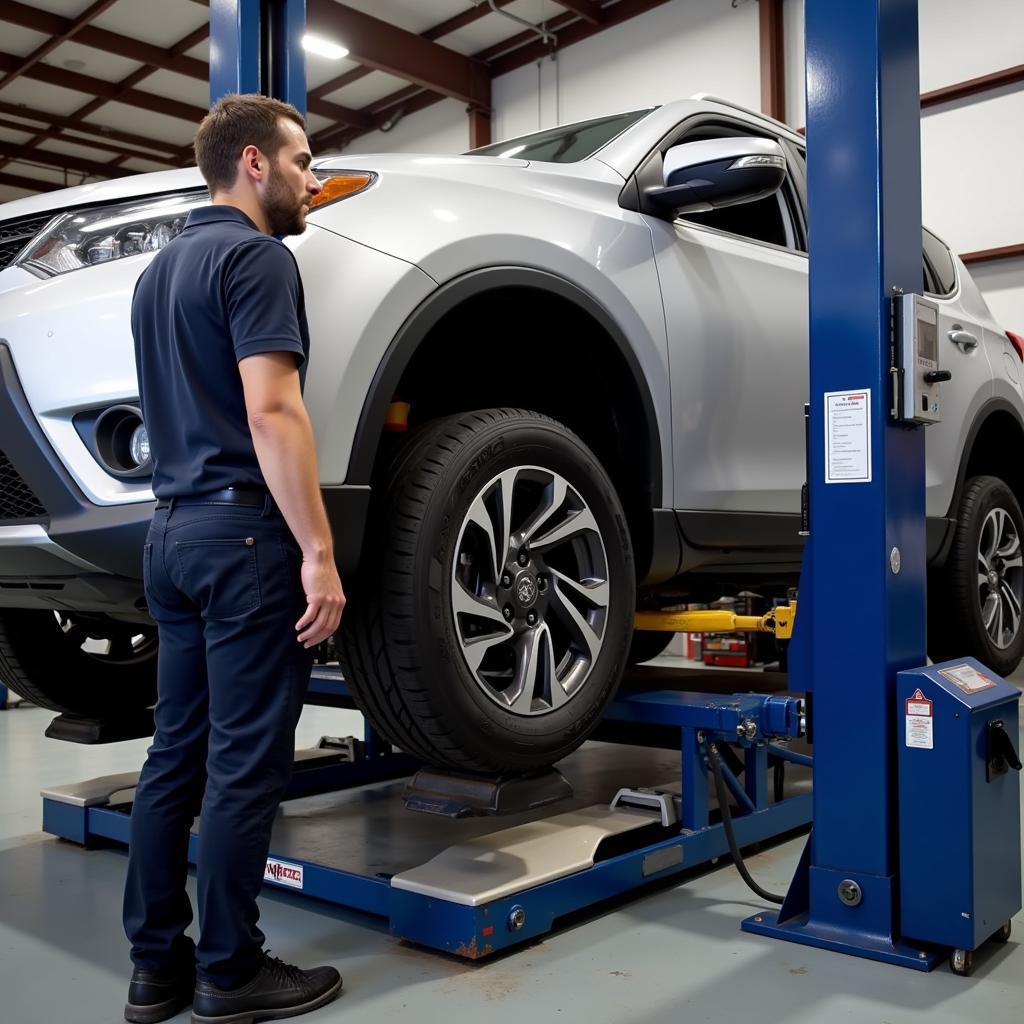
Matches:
[41,665,813,959]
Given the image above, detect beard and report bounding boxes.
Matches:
[262,160,308,237]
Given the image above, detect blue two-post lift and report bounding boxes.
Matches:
[40,0,1020,971]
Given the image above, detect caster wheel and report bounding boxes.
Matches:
[994,921,1012,944]
[950,948,974,976]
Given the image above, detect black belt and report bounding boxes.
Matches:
[156,486,269,510]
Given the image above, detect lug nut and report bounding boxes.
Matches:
[527,611,537,626]
[518,550,529,566]
[503,605,514,621]
[537,575,547,591]
[501,574,512,588]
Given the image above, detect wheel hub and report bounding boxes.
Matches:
[514,568,539,609]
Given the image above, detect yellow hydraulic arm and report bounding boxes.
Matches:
[633,601,797,640]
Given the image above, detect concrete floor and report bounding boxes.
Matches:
[1,657,1022,1024]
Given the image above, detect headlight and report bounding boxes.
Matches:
[16,190,209,277]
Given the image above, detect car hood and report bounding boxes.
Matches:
[0,154,532,223]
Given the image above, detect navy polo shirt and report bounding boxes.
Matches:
[132,206,310,499]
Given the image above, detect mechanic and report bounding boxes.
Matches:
[121,94,345,1024]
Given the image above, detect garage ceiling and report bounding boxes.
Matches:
[0,0,674,204]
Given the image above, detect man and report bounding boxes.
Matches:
[122,94,345,1024]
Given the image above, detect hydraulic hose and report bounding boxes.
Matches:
[707,742,785,905]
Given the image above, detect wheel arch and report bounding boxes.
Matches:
[936,399,1024,565]
[345,266,665,576]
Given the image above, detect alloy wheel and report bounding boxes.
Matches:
[450,466,610,716]
[977,506,1024,650]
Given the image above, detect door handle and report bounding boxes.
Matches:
[948,326,979,351]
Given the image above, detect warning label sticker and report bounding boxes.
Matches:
[906,715,934,750]
[905,688,934,749]
[938,663,997,694]
[264,858,304,890]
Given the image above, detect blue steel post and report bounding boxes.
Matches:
[209,0,307,114]
[744,0,942,968]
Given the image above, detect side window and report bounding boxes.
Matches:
[677,134,803,253]
[923,228,957,296]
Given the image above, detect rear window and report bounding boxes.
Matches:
[923,228,957,296]
[467,109,653,163]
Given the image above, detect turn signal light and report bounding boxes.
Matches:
[309,173,375,210]
[1007,331,1024,362]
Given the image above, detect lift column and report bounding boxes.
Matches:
[209,0,307,113]
[744,0,940,967]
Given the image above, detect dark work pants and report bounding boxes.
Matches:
[123,497,314,988]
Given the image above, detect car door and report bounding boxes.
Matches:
[920,229,999,519]
[648,126,809,514]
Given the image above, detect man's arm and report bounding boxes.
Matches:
[238,351,344,647]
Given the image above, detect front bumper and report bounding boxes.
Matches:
[0,341,153,615]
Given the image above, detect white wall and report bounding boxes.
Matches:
[492,0,760,142]
[340,97,469,156]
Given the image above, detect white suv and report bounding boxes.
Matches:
[0,96,1021,772]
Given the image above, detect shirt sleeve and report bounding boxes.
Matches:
[223,238,306,367]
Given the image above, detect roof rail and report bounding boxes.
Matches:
[689,93,802,141]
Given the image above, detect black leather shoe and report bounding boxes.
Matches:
[191,954,342,1023]
[125,963,197,1023]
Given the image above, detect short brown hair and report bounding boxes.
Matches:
[193,93,306,193]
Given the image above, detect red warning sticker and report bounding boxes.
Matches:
[905,687,934,749]
[905,688,933,717]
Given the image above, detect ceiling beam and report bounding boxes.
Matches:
[0,0,120,92]
[0,51,209,125]
[0,139,133,180]
[0,114,180,166]
[309,2,520,106]
[551,0,606,25]
[0,170,63,193]
[0,99,185,157]
[306,0,490,109]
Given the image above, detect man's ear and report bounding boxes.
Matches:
[239,144,264,183]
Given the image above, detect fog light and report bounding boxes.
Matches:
[129,423,150,466]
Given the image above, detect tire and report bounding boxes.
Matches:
[0,609,157,715]
[337,409,635,773]
[929,475,1024,676]
[627,631,674,664]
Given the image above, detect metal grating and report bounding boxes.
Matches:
[0,214,54,272]
[0,449,47,520]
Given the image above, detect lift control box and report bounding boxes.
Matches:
[897,658,1021,951]
[894,293,947,424]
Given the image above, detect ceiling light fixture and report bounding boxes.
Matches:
[302,34,349,60]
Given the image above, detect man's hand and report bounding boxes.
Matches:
[295,554,345,647]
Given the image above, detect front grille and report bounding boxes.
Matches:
[0,449,47,520]
[0,214,53,272]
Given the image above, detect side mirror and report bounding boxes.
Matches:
[646,137,787,216]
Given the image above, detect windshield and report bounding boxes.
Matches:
[466,109,655,163]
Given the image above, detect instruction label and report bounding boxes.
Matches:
[905,687,934,750]
[264,857,304,890]
[825,389,872,484]
[938,663,997,694]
